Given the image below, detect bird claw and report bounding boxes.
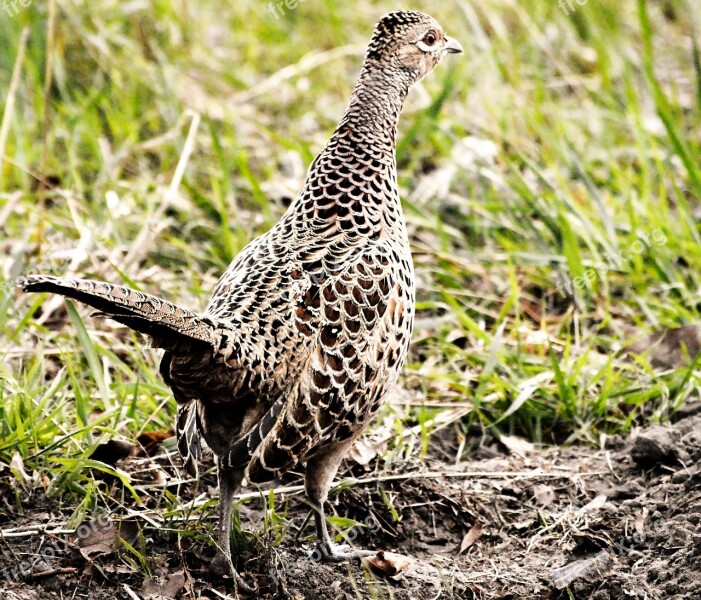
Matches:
[210,551,257,595]
[310,543,376,563]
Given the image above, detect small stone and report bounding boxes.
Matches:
[630,426,679,467]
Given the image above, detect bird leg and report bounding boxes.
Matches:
[209,467,255,594]
[304,440,375,562]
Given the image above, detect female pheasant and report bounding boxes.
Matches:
[19,10,462,591]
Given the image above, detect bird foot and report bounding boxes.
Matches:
[210,550,256,595]
[310,543,376,563]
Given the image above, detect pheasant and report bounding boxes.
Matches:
[18,10,462,591]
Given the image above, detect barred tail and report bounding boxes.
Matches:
[222,397,285,467]
[176,402,204,475]
[17,274,220,349]
[219,395,312,484]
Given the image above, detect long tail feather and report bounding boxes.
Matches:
[17,274,219,348]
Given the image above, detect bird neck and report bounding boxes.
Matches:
[333,61,413,148]
[280,60,415,246]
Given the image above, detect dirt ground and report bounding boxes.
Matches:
[2,403,701,600]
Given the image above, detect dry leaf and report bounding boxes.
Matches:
[71,518,138,560]
[10,451,30,486]
[532,483,556,506]
[458,522,482,555]
[348,439,382,466]
[137,429,174,456]
[362,551,411,578]
[499,434,536,457]
[579,494,607,514]
[551,551,612,589]
[141,571,186,599]
[101,563,137,576]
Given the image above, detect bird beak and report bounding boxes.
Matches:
[444,36,463,55]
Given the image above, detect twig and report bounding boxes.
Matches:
[0,528,77,539]
[122,584,142,600]
[27,567,79,580]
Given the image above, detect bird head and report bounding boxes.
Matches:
[365,11,463,83]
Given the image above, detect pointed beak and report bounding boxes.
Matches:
[444,36,463,55]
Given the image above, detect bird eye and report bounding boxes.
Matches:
[423,32,437,46]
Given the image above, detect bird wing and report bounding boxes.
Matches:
[236,244,412,483]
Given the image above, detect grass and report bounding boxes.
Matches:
[0,0,700,591]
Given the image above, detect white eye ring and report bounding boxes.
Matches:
[417,32,438,53]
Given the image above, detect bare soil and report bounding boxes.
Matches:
[2,405,701,599]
